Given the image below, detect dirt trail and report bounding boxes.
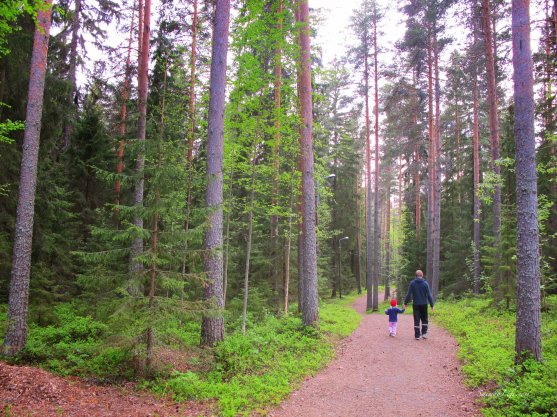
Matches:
[270,296,480,417]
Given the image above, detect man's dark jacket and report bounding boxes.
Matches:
[404,277,434,307]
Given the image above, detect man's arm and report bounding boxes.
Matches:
[426,282,434,308]
[404,281,413,306]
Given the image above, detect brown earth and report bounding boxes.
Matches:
[269,296,481,417]
[0,361,214,417]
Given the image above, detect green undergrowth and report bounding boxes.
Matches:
[434,296,557,416]
[151,293,362,417]
[1,304,134,379]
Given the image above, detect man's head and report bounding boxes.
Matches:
[416,270,424,278]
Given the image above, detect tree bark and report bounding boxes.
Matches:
[271,0,283,309]
[384,181,391,300]
[62,0,81,151]
[482,0,502,279]
[3,1,53,356]
[426,30,435,285]
[355,175,362,294]
[512,0,542,362]
[146,63,166,370]
[129,0,151,282]
[296,0,318,326]
[372,16,380,311]
[472,63,481,294]
[363,27,373,311]
[432,33,441,300]
[201,0,230,347]
[284,175,294,315]
[115,1,136,208]
[412,73,421,241]
[241,170,255,335]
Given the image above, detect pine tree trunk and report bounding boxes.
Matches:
[183,0,198,277]
[372,18,380,311]
[115,1,136,208]
[62,0,81,152]
[512,0,542,362]
[201,0,230,347]
[472,66,481,294]
[482,0,502,281]
[284,176,294,315]
[384,182,391,300]
[296,0,318,326]
[432,34,441,300]
[364,32,373,312]
[3,2,53,356]
[146,64,166,370]
[271,0,283,309]
[356,176,362,294]
[426,31,435,285]
[455,98,461,206]
[129,0,151,283]
[223,173,233,305]
[412,71,421,240]
[241,171,255,335]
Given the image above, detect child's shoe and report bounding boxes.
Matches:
[389,332,394,337]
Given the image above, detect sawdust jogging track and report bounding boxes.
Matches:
[269,296,480,417]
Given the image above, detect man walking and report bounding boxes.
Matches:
[404,270,434,340]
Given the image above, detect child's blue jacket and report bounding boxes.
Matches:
[384,306,405,322]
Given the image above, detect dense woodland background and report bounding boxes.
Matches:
[0,0,556,414]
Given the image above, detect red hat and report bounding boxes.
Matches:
[390,299,397,307]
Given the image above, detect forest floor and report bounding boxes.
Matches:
[0,360,213,416]
[269,296,481,417]
[1,296,482,417]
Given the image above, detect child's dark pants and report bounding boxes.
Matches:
[413,304,428,338]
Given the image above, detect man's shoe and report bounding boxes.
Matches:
[422,333,428,339]
[415,336,422,340]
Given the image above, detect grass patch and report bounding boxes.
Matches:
[152,293,362,416]
[434,296,557,416]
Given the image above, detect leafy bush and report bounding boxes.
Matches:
[435,295,557,416]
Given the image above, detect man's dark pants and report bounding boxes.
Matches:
[413,304,428,338]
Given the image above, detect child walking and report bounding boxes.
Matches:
[385,299,405,337]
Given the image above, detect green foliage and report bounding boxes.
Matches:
[0,1,36,56]
[153,295,361,417]
[435,296,557,416]
[15,304,133,378]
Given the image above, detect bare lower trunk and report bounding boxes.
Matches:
[201,0,230,347]
[3,2,53,356]
[297,0,318,326]
[512,0,542,362]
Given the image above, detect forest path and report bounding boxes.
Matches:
[269,296,480,417]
